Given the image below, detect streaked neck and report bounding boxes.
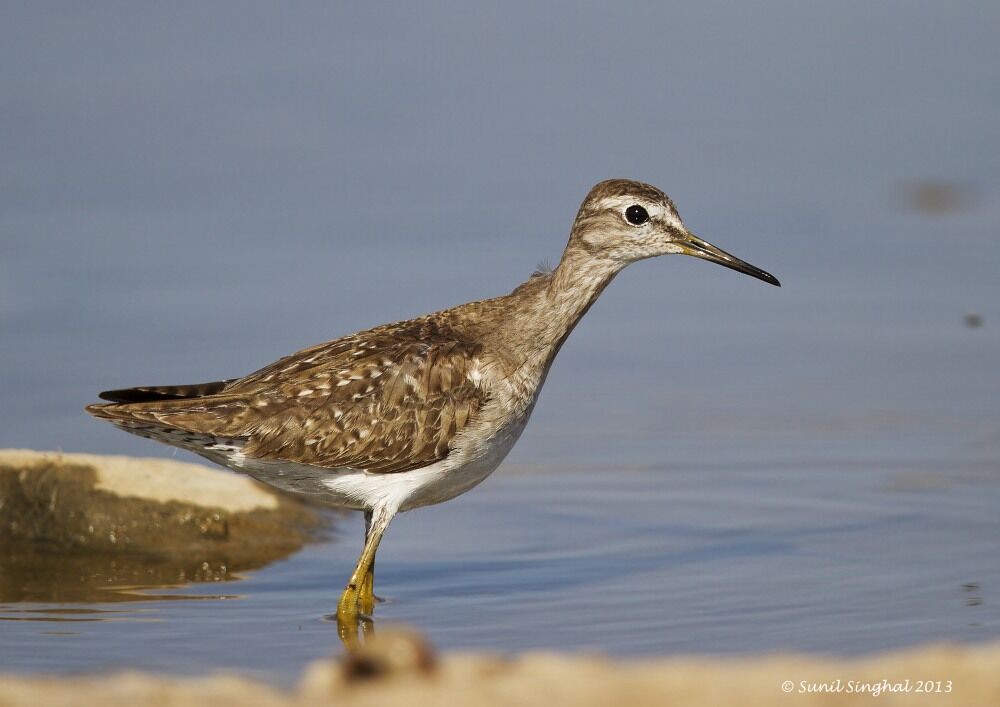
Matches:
[504,246,621,367]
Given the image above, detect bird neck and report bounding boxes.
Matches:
[504,245,621,368]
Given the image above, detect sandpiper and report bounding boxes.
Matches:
[87,179,779,625]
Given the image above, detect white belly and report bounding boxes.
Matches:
[319,406,529,512]
[189,366,544,514]
[208,399,531,514]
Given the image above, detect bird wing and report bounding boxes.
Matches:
[87,325,489,474]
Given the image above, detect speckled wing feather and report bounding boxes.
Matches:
[88,323,489,474]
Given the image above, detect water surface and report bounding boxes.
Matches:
[1,0,999,684]
[3,463,998,684]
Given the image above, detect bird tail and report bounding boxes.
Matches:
[92,379,235,404]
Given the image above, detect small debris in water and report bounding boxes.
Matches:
[962,582,983,609]
[963,313,983,329]
[898,181,972,215]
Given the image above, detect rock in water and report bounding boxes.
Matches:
[0,449,324,602]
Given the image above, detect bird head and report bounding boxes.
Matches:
[568,179,780,286]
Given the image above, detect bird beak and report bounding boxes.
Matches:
[676,233,781,287]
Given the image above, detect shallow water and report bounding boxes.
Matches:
[3,463,998,684]
[2,0,1000,684]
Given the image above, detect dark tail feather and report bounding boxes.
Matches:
[97,379,236,404]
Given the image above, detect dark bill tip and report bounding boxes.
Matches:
[680,234,781,287]
[714,259,781,287]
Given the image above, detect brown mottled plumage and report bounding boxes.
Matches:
[92,324,488,475]
[87,179,779,627]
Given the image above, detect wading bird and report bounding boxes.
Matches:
[88,179,779,628]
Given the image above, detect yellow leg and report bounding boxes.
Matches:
[359,563,375,615]
[359,511,375,615]
[337,507,389,623]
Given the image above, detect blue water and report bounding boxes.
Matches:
[1,0,999,684]
[2,465,998,685]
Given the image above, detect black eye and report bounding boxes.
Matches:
[625,204,649,225]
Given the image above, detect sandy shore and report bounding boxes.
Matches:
[1,635,998,706]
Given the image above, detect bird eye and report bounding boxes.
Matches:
[625,204,649,226]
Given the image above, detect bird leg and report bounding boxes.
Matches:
[359,510,376,615]
[337,506,391,623]
[359,567,375,614]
